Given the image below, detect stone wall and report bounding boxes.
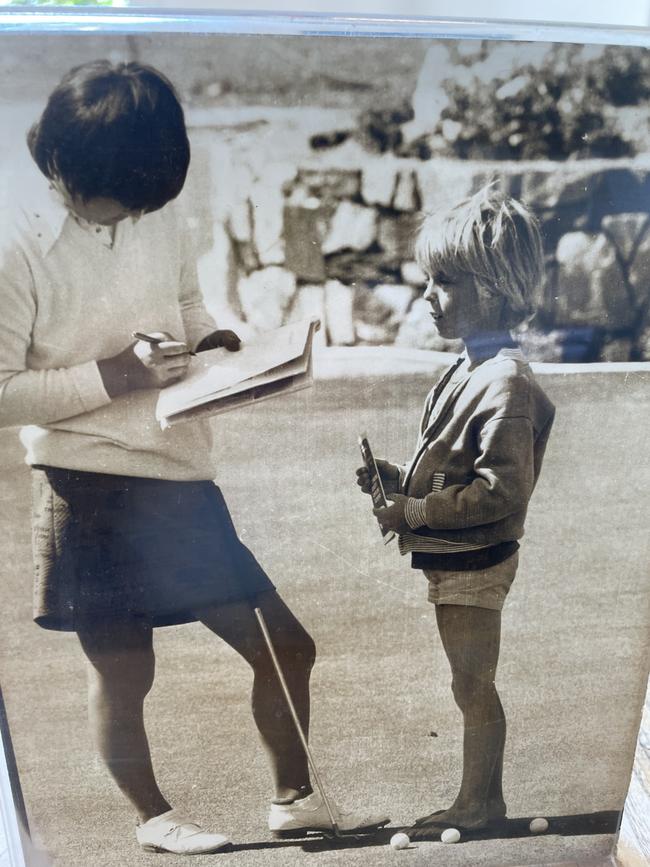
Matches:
[189,132,650,362]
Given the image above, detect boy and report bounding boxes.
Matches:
[357,186,555,837]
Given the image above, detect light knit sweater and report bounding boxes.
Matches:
[0,166,219,480]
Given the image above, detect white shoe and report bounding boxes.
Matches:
[136,808,230,855]
[268,791,389,837]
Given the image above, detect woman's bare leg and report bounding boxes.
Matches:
[194,590,316,802]
[77,617,171,822]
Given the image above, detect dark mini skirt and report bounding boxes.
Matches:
[31,466,275,632]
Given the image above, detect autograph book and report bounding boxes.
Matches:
[156,318,320,428]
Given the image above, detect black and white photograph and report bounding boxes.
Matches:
[0,13,649,867]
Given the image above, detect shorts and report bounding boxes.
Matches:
[31,466,275,632]
[424,551,519,610]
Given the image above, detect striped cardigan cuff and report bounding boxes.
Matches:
[405,497,428,529]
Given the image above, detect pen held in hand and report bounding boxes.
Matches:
[132,331,197,356]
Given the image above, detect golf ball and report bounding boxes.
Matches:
[390,832,410,850]
[529,817,549,834]
[441,827,461,844]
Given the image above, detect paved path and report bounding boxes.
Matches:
[0,370,648,866]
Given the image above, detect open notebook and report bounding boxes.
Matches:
[155,318,320,429]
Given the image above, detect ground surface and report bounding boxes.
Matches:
[0,367,649,867]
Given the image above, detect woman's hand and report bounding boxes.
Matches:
[196,329,242,353]
[98,332,191,397]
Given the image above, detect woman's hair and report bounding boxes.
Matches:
[415,184,544,327]
[27,60,190,212]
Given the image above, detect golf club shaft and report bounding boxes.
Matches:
[254,607,340,837]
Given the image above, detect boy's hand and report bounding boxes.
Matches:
[98,332,191,396]
[196,329,242,353]
[373,494,411,535]
[355,459,401,496]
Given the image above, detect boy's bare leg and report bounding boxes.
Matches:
[414,604,507,831]
[194,590,316,802]
[77,617,172,822]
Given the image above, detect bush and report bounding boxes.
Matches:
[439,44,636,160]
[349,43,649,161]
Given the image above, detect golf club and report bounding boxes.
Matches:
[254,606,341,838]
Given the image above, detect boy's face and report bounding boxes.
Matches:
[423,268,499,340]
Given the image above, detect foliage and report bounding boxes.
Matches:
[352,43,650,161]
[438,44,640,160]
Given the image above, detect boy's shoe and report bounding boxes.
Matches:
[268,791,389,837]
[136,808,230,854]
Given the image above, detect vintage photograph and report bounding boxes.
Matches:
[0,20,649,867]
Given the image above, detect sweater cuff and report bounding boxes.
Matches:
[405,497,428,529]
[69,361,112,412]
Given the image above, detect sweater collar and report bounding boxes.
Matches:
[459,345,526,368]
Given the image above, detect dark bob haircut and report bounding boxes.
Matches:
[27,60,190,212]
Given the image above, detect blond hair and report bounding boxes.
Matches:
[415,184,544,328]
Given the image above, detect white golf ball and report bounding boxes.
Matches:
[441,827,461,844]
[389,832,410,850]
[529,817,549,834]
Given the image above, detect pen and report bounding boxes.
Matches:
[132,331,197,356]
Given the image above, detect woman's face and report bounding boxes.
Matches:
[53,180,143,226]
[66,195,144,226]
[67,196,141,226]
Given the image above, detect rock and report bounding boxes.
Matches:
[250,178,285,266]
[228,198,253,243]
[637,325,650,360]
[555,232,634,329]
[203,142,254,241]
[627,228,650,308]
[521,168,593,212]
[180,143,214,257]
[599,337,633,362]
[237,267,296,330]
[361,159,397,207]
[373,284,416,323]
[514,327,568,363]
[232,238,259,274]
[392,169,421,212]
[283,203,329,282]
[287,285,327,348]
[354,321,394,345]
[523,167,650,222]
[354,285,394,326]
[292,168,361,202]
[322,201,377,255]
[401,260,427,286]
[415,161,475,217]
[325,250,399,285]
[395,298,463,352]
[286,186,322,209]
[602,213,649,262]
[324,279,356,345]
[589,169,650,224]
[378,212,420,262]
[196,220,242,327]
